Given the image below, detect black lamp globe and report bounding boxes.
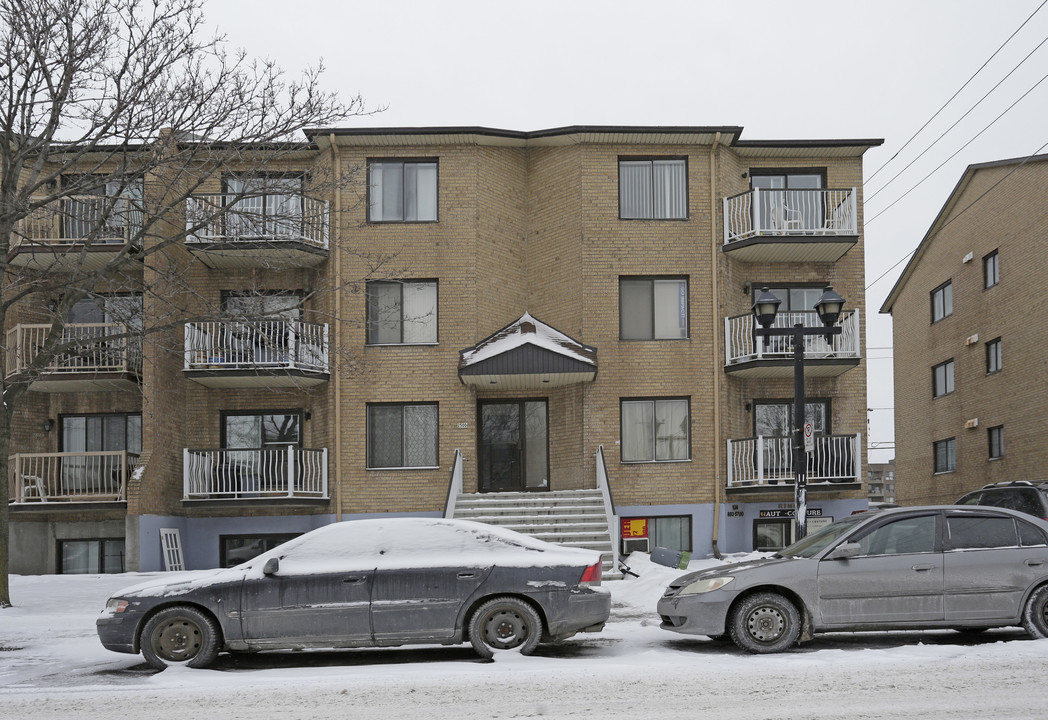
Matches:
[751,287,781,329]
[814,287,846,327]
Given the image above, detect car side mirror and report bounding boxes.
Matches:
[825,542,861,560]
[263,557,280,576]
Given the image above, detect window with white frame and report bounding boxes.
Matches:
[619,277,688,340]
[934,437,956,473]
[984,249,1000,289]
[931,281,953,323]
[368,160,437,222]
[367,403,438,468]
[986,337,1002,374]
[988,425,1004,460]
[621,398,690,462]
[618,158,687,219]
[933,359,955,398]
[366,281,438,344]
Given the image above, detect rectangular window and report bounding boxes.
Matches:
[986,337,1002,374]
[224,174,304,238]
[618,158,687,219]
[223,412,301,448]
[368,160,437,222]
[367,403,438,468]
[60,175,144,241]
[750,171,824,230]
[59,539,125,574]
[932,360,955,397]
[931,281,953,323]
[934,438,956,473]
[754,519,793,552]
[619,277,688,340]
[366,281,438,344]
[984,250,999,288]
[988,425,1004,460]
[621,398,690,462]
[620,515,692,555]
[220,533,299,568]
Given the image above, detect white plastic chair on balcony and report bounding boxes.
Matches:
[20,474,47,502]
[769,203,803,232]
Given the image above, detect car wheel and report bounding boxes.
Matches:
[1022,585,1048,639]
[729,592,801,654]
[141,606,221,670]
[469,597,543,659]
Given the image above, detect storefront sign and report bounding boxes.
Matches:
[621,518,648,538]
[759,508,823,519]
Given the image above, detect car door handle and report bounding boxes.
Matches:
[343,576,366,584]
[1026,559,1045,567]
[911,564,936,572]
[457,572,476,579]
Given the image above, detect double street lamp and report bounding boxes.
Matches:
[751,286,846,541]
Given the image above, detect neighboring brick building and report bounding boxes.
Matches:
[881,154,1048,506]
[7,126,879,573]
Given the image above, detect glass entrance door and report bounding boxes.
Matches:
[478,400,548,492]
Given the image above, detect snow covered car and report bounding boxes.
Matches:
[658,505,1048,653]
[97,518,610,669]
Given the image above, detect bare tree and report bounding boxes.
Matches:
[0,0,369,606]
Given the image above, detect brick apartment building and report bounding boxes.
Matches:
[881,154,1048,505]
[7,125,880,574]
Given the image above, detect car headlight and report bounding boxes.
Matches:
[104,598,129,614]
[679,576,734,595]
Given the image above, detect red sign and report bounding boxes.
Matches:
[621,518,648,539]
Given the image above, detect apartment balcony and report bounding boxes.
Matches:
[9,451,139,504]
[183,447,328,501]
[726,434,862,491]
[9,195,143,272]
[185,194,329,269]
[724,309,860,378]
[5,323,142,392]
[183,320,329,388]
[722,188,858,263]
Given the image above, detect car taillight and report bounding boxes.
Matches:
[579,561,602,586]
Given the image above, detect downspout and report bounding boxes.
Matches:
[330,134,343,522]
[710,133,724,559]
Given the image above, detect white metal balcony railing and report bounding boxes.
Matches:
[9,451,140,503]
[185,194,329,248]
[726,434,862,488]
[184,320,328,372]
[14,195,144,245]
[5,323,143,377]
[183,447,328,499]
[723,188,857,245]
[725,309,861,366]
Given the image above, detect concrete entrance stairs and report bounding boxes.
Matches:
[450,489,619,579]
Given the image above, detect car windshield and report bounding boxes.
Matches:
[778,514,867,558]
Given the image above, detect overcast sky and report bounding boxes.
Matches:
[204,0,1048,464]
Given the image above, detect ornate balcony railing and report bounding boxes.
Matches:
[5,323,142,377]
[726,434,862,488]
[13,194,144,245]
[723,188,857,245]
[184,320,328,372]
[185,194,328,248]
[725,309,860,366]
[9,451,139,503]
[183,447,328,499]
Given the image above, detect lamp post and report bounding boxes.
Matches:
[751,286,845,541]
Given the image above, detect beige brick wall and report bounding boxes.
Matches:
[891,157,1048,504]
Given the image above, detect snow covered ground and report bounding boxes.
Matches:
[3,553,1048,719]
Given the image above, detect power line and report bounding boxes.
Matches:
[866,32,1048,203]
[864,0,1047,188]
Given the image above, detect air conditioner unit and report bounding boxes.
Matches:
[622,538,650,554]
[963,251,974,263]
[965,334,979,346]
[965,418,979,429]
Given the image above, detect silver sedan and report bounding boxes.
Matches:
[658,506,1048,653]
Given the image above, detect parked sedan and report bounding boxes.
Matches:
[658,506,1048,653]
[98,518,610,669]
